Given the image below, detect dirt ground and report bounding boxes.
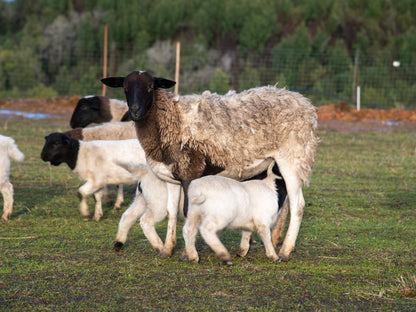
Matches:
[1,97,416,133]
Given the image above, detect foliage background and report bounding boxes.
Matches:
[0,0,415,108]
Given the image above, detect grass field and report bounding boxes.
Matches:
[1,116,415,311]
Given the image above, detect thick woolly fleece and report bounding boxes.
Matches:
[141,86,319,185]
[66,121,137,141]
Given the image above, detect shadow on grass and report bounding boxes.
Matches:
[9,184,137,221]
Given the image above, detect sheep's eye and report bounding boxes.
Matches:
[148,84,154,93]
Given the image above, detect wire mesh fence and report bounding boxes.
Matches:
[1,40,415,109]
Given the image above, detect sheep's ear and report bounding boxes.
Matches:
[154,77,176,89]
[62,135,71,145]
[101,77,125,88]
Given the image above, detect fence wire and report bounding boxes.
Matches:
[1,41,415,109]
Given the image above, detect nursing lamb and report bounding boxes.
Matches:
[182,161,282,265]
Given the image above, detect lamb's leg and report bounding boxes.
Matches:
[1,182,14,221]
[114,192,147,251]
[92,189,104,222]
[102,185,113,205]
[181,212,201,263]
[271,196,289,248]
[237,230,252,257]
[78,181,98,220]
[159,183,181,258]
[256,224,278,261]
[276,164,305,261]
[114,184,124,210]
[140,210,164,253]
[199,219,232,265]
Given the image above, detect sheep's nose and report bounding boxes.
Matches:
[129,105,141,121]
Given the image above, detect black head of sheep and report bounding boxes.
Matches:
[70,96,108,128]
[101,71,175,121]
[41,133,79,169]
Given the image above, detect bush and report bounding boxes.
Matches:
[209,68,231,94]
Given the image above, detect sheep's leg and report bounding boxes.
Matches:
[92,189,104,222]
[102,185,113,205]
[78,181,98,220]
[276,164,305,261]
[256,224,278,261]
[1,182,14,221]
[237,230,252,257]
[199,219,232,265]
[271,196,289,248]
[181,212,201,263]
[140,210,164,253]
[114,184,124,210]
[159,183,181,258]
[181,180,192,217]
[114,192,147,251]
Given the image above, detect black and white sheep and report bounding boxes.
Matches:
[101,70,319,260]
[70,95,130,129]
[113,162,183,254]
[40,133,145,221]
[181,161,282,264]
[65,121,137,210]
[0,135,24,221]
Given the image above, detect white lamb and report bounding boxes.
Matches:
[113,163,183,254]
[0,135,24,221]
[182,161,282,265]
[40,133,146,221]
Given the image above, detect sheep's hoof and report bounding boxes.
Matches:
[82,216,90,221]
[222,260,233,266]
[114,242,124,252]
[278,255,290,262]
[236,249,248,257]
[179,254,189,262]
[158,251,172,258]
[180,255,199,263]
[269,255,279,261]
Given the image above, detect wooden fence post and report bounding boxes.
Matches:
[102,24,108,96]
[175,41,180,95]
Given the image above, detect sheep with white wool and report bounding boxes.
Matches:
[102,70,319,260]
[65,120,137,209]
[0,135,24,221]
[70,95,130,129]
[40,133,145,221]
[113,162,183,253]
[65,121,137,210]
[65,121,137,141]
[114,162,288,254]
[182,161,282,264]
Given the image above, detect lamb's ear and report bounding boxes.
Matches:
[154,77,176,89]
[101,77,125,88]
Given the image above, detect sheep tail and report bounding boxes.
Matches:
[9,144,24,162]
[191,193,206,205]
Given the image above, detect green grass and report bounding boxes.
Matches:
[1,116,416,311]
